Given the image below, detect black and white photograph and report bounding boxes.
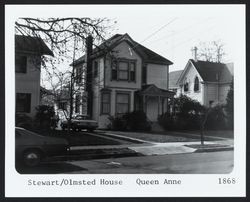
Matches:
[5,4,246,197]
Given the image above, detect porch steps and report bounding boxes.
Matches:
[151,122,165,132]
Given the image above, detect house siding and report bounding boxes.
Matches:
[97,88,135,129]
[205,84,219,106]
[219,83,230,104]
[15,54,41,117]
[180,62,204,104]
[104,41,142,89]
[147,63,169,89]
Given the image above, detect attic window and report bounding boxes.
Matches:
[194,76,199,92]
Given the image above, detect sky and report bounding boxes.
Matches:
[105,5,244,72]
[7,4,245,87]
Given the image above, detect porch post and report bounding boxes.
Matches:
[162,97,164,114]
[172,97,175,115]
[158,96,160,116]
[143,95,147,114]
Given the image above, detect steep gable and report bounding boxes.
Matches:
[73,33,173,66]
[178,59,233,84]
[190,59,233,83]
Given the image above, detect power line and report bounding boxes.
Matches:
[146,17,213,44]
[140,17,178,43]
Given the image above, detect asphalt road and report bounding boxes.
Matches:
[17,150,233,174]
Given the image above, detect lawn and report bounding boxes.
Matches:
[34,129,122,146]
[105,131,199,143]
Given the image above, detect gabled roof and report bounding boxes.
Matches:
[169,70,183,89]
[73,33,173,66]
[178,59,233,84]
[15,35,54,56]
[138,84,175,98]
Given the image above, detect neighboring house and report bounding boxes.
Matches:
[169,70,183,97]
[15,35,53,117]
[73,33,175,128]
[177,59,233,107]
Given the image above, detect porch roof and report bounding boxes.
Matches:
[137,84,175,98]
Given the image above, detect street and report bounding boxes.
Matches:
[17,150,233,174]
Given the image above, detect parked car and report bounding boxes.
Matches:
[15,127,69,167]
[61,115,98,132]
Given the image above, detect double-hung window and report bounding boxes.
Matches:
[101,92,110,114]
[118,61,129,80]
[116,93,130,115]
[111,59,136,82]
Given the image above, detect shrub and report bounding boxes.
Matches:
[205,105,227,130]
[108,116,127,131]
[123,110,151,131]
[34,105,55,131]
[158,112,176,130]
[16,113,34,130]
[225,82,234,129]
[158,95,205,131]
[108,111,151,131]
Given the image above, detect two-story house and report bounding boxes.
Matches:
[73,33,175,128]
[176,59,233,107]
[15,35,53,117]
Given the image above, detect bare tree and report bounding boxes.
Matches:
[196,40,226,63]
[15,17,116,132]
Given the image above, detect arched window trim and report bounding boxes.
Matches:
[194,76,200,92]
[183,77,189,92]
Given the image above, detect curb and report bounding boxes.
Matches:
[47,148,142,162]
[194,146,234,153]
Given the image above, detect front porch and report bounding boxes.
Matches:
[135,84,175,122]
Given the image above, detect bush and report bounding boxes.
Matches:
[205,105,227,130]
[158,113,176,130]
[34,105,55,131]
[108,116,127,131]
[108,111,151,131]
[158,95,205,131]
[225,82,234,129]
[158,112,202,130]
[16,113,34,130]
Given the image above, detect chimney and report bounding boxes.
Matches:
[85,35,93,118]
[192,46,198,61]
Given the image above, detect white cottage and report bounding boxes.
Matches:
[177,59,233,107]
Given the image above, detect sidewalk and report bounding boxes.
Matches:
[65,130,233,159]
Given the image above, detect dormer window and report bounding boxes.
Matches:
[194,76,199,92]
